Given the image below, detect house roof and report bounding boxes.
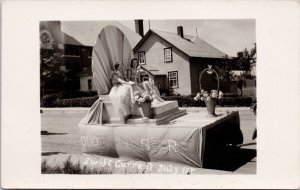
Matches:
[60,21,142,48]
[133,30,227,58]
[40,21,142,48]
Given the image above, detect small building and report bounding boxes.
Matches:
[76,68,95,91]
[133,27,228,95]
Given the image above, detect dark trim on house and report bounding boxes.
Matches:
[164,47,173,63]
[133,30,152,52]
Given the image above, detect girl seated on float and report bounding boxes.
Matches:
[127,58,164,103]
[109,62,137,123]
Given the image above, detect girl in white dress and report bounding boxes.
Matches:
[109,63,136,123]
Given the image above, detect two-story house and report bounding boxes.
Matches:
[133,27,228,95]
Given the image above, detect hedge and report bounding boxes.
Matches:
[40,91,98,107]
[162,95,206,107]
[162,96,253,107]
[218,97,253,107]
[41,94,59,107]
[54,96,99,107]
[41,95,253,108]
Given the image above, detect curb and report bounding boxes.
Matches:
[41,107,89,114]
[41,107,251,114]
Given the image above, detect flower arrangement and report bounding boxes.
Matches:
[134,91,153,106]
[194,89,223,117]
[194,89,223,102]
[133,91,154,118]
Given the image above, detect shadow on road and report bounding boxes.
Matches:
[41,130,67,135]
[42,151,67,156]
[203,147,256,171]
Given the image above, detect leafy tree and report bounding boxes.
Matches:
[40,48,66,97]
[236,48,251,71]
[249,43,257,77]
[236,43,256,72]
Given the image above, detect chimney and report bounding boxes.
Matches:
[135,20,144,37]
[177,26,183,38]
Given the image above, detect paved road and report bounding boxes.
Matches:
[41,107,256,174]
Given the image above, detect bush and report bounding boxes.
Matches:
[54,95,99,107]
[56,90,98,99]
[162,95,206,107]
[162,95,253,107]
[218,97,253,107]
[41,91,99,107]
[41,94,59,107]
[41,94,253,108]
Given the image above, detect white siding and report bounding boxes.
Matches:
[134,34,191,95]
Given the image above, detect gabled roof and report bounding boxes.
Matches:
[60,21,142,48]
[133,30,227,58]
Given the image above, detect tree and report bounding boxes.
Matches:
[249,43,257,77]
[214,55,238,93]
[40,48,66,97]
[214,44,256,95]
[236,48,251,71]
[236,43,256,72]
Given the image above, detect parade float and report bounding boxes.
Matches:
[74,25,243,172]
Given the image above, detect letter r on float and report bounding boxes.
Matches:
[167,140,177,153]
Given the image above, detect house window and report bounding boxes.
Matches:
[88,79,92,90]
[138,51,146,65]
[164,47,173,62]
[168,71,178,88]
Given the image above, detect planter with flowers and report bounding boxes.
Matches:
[194,66,223,117]
[194,89,223,116]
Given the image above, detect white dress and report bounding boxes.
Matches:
[109,71,135,117]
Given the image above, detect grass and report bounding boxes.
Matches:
[41,156,149,174]
[41,156,113,174]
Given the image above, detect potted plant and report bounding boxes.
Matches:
[194,89,223,116]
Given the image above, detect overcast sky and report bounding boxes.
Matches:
[120,20,255,57]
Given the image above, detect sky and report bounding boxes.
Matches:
[120,20,256,57]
